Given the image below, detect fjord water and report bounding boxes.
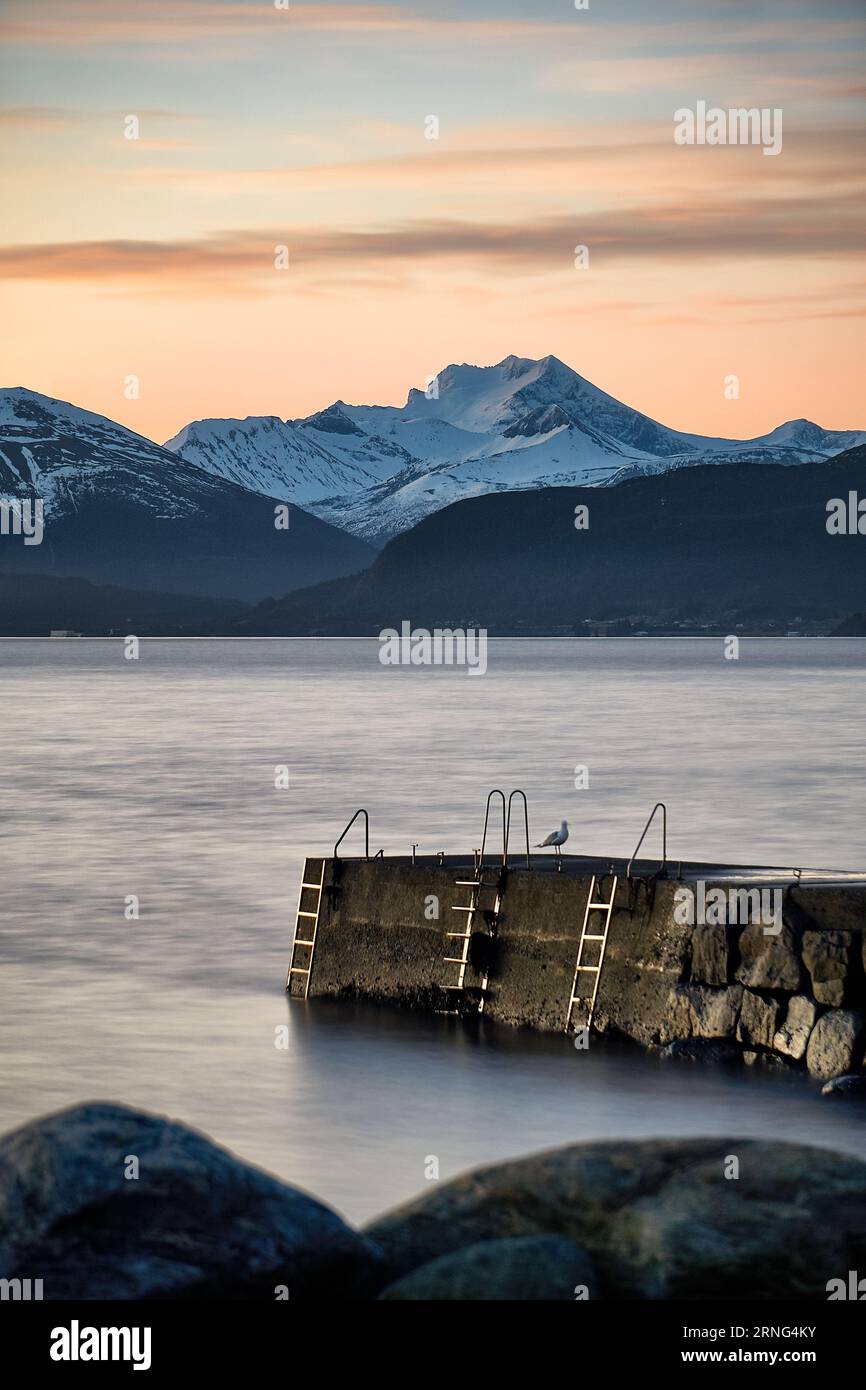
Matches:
[1,638,864,1224]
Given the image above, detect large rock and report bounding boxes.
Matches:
[772,995,818,1060]
[736,921,802,992]
[806,1010,865,1080]
[378,1234,594,1300]
[0,1102,381,1299]
[660,984,742,1042]
[736,990,780,1049]
[690,924,731,987]
[364,1138,866,1299]
[802,930,853,1008]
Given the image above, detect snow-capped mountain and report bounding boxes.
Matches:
[164,355,865,545]
[165,407,412,509]
[0,388,226,519]
[0,389,374,598]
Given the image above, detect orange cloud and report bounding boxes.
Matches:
[1,187,862,293]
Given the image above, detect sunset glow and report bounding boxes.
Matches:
[1,0,864,442]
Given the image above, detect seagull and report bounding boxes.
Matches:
[536,820,569,865]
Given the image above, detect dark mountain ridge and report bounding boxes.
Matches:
[222,446,866,635]
[0,389,375,600]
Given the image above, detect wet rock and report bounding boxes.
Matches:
[806,1010,865,1081]
[364,1138,866,1299]
[802,931,853,1008]
[378,1234,594,1300]
[0,1102,381,1300]
[659,1039,743,1066]
[690,924,731,987]
[772,995,818,1060]
[736,991,780,1049]
[742,1050,794,1072]
[736,921,802,992]
[821,1073,866,1098]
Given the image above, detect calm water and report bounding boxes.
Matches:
[0,638,864,1224]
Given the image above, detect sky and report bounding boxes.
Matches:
[0,0,864,443]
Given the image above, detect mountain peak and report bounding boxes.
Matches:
[0,386,157,450]
[497,353,542,380]
[396,354,585,432]
[301,403,364,436]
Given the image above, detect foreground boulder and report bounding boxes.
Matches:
[379,1234,594,1301]
[365,1138,866,1299]
[0,1102,380,1299]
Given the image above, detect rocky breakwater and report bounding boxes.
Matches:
[3,1104,866,1301]
[598,882,866,1089]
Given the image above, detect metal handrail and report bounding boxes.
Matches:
[505,790,532,870]
[627,802,667,880]
[480,790,507,867]
[334,808,369,861]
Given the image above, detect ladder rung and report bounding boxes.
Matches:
[443,957,468,964]
[588,902,613,910]
[289,966,311,975]
[583,933,606,941]
[450,906,474,913]
[446,931,471,938]
[575,964,600,972]
[301,882,322,890]
[442,984,463,990]
[297,910,318,918]
[454,879,483,886]
[293,939,315,947]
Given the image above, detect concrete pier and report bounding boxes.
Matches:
[288,849,866,1080]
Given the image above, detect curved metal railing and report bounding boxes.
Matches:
[627,802,667,880]
[505,789,532,870]
[334,808,370,861]
[479,789,507,867]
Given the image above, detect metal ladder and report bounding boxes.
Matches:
[285,856,326,999]
[565,874,618,1032]
[443,867,503,1011]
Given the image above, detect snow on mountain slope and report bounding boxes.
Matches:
[0,387,234,519]
[0,388,376,600]
[165,413,373,506]
[164,355,866,544]
[164,406,414,507]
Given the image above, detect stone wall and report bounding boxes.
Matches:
[644,886,866,1080]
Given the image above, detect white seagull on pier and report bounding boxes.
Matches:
[536,820,569,862]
